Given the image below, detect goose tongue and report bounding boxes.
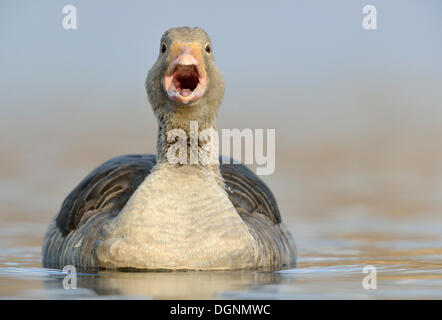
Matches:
[180,89,193,97]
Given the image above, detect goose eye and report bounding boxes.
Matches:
[161,43,167,54]
[205,43,211,54]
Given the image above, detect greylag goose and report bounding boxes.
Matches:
[42,27,296,270]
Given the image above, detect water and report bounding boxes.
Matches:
[1,194,441,299]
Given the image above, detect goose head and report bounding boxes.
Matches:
[146,27,225,123]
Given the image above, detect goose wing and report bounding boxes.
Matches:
[56,154,156,236]
[219,160,281,225]
[220,159,295,268]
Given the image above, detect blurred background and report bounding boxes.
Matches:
[1,0,442,298]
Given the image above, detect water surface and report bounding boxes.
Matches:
[1,191,441,299]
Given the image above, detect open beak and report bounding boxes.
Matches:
[164,43,207,104]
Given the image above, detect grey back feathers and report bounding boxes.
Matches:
[56,155,280,236]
